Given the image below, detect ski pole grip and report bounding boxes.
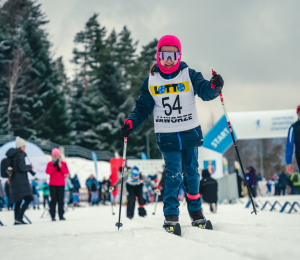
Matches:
[212,69,222,94]
[211,69,215,89]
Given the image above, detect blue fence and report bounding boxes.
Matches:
[246,199,300,214]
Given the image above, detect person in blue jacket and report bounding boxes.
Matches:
[286,105,300,173]
[120,35,224,232]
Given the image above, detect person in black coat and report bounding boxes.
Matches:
[199,169,218,213]
[6,137,35,225]
[278,171,288,195]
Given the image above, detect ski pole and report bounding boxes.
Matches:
[212,70,258,215]
[152,194,159,215]
[115,137,128,230]
[111,193,115,215]
[24,214,32,224]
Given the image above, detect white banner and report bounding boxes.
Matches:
[127,159,164,176]
[228,109,297,140]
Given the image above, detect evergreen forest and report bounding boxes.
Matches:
[0,0,161,159]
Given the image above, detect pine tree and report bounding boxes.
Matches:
[125,39,161,159]
[70,15,134,153]
[0,0,70,144]
[70,14,108,149]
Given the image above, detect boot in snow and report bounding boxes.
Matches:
[210,203,217,213]
[138,206,147,217]
[189,208,213,230]
[163,215,181,236]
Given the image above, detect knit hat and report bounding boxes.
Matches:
[202,169,210,178]
[156,35,182,74]
[16,136,26,149]
[51,148,61,157]
[297,105,300,114]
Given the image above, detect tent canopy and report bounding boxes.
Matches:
[0,141,48,181]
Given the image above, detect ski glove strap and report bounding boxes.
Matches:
[121,119,133,137]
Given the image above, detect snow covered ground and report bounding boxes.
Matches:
[0,196,300,260]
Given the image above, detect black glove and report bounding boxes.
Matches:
[30,170,36,176]
[211,72,224,88]
[120,119,132,137]
[53,160,60,171]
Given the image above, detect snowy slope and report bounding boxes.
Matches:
[0,196,299,260]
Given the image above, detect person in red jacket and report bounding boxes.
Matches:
[46,148,69,221]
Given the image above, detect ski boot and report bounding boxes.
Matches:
[210,203,217,213]
[163,215,181,236]
[189,209,213,230]
[138,206,147,217]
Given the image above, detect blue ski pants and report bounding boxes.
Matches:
[162,147,202,216]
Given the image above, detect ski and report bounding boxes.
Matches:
[163,222,181,237]
[191,219,213,230]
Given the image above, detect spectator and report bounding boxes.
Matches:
[89,175,99,205]
[46,148,69,221]
[249,166,257,197]
[4,180,13,210]
[86,175,92,202]
[6,137,35,224]
[273,173,280,195]
[109,166,159,219]
[290,170,300,194]
[101,180,109,205]
[0,180,5,211]
[64,173,74,206]
[278,171,288,195]
[245,168,255,197]
[256,173,263,181]
[286,105,300,174]
[267,179,273,195]
[31,178,40,209]
[41,179,50,208]
[235,169,244,198]
[199,169,218,213]
[73,174,81,193]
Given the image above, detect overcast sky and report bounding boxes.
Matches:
[39,0,300,133]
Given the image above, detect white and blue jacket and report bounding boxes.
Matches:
[128,62,220,152]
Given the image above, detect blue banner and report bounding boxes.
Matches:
[91,152,98,179]
[202,115,237,154]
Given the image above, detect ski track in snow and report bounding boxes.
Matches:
[0,196,299,260]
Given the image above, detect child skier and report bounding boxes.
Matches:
[109,166,160,219]
[120,35,224,234]
[41,179,50,208]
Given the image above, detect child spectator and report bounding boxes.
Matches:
[41,179,50,208]
[199,169,218,213]
[31,178,40,209]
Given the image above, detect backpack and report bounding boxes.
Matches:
[1,157,13,179]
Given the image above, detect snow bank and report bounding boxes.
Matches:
[45,155,111,186]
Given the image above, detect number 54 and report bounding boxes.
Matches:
[162,95,182,116]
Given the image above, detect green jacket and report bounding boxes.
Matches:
[290,171,300,186]
[41,183,50,196]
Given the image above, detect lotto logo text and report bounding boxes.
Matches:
[150,81,190,96]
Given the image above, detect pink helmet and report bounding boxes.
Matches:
[52,148,61,157]
[297,105,300,114]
